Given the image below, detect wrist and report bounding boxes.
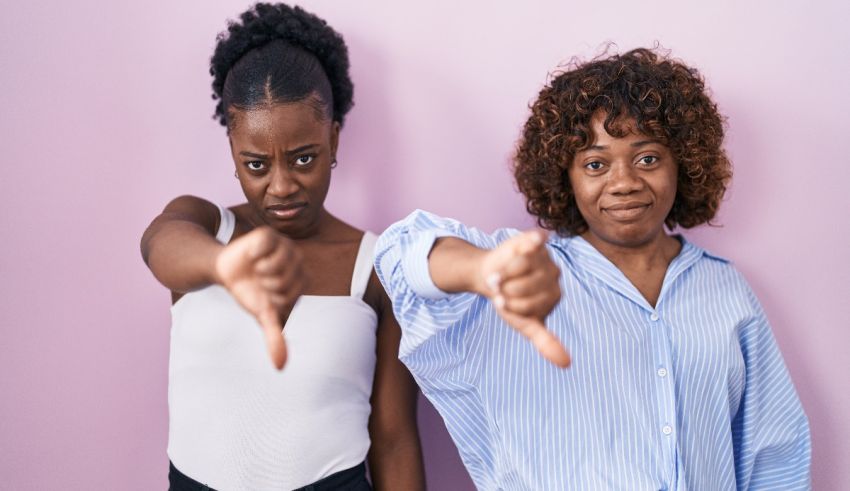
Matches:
[429,237,489,295]
[209,243,227,286]
[467,249,490,297]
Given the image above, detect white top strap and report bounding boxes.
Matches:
[350,232,377,299]
[214,204,236,244]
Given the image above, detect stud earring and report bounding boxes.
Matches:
[234,171,238,179]
[330,159,338,169]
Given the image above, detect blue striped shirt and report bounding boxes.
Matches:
[375,210,810,491]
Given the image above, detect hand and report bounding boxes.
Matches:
[480,230,570,368]
[214,226,306,369]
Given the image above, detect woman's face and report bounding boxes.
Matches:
[568,113,678,249]
[229,101,339,238]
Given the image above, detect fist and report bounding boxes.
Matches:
[215,227,306,369]
[480,230,570,368]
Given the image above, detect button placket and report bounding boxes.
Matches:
[648,306,678,484]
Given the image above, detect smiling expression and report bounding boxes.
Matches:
[228,100,339,238]
[568,113,678,248]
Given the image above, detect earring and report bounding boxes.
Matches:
[330,159,338,169]
[234,171,238,179]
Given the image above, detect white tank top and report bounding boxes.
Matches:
[167,205,378,490]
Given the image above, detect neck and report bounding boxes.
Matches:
[294,207,342,242]
[582,229,681,274]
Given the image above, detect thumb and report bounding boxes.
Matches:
[258,307,287,370]
[527,321,571,368]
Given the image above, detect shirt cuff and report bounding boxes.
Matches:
[402,229,455,300]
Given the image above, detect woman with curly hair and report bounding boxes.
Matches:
[140,4,424,490]
[375,48,810,489]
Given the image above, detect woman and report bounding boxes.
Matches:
[140,4,424,490]
[375,48,810,489]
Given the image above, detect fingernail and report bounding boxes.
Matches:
[486,273,501,292]
[493,295,505,309]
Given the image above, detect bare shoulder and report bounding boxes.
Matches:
[364,270,388,319]
[158,195,221,234]
[142,195,221,251]
[328,215,365,242]
[163,194,217,215]
[228,203,258,239]
[327,216,385,312]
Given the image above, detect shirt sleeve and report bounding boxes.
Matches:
[732,281,811,490]
[374,209,517,384]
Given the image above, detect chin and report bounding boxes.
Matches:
[594,223,662,248]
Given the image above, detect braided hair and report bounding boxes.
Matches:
[210,3,354,129]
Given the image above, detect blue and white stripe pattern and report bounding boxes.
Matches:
[375,210,810,490]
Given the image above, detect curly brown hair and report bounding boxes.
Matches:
[514,47,732,236]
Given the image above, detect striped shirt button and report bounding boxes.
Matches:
[662,425,673,435]
[650,312,660,321]
[657,368,668,377]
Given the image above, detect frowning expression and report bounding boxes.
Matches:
[568,113,678,248]
[229,101,339,238]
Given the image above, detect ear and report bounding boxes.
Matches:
[329,121,340,161]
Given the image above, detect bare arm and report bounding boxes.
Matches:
[367,273,426,491]
[140,195,223,292]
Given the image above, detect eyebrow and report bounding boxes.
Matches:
[285,144,320,157]
[239,144,320,159]
[239,151,270,159]
[630,139,659,148]
[584,140,660,151]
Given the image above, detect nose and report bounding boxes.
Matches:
[607,162,644,195]
[267,165,300,198]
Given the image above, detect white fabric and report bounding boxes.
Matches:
[167,206,378,490]
[213,204,236,244]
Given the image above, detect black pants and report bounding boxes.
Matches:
[168,461,372,491]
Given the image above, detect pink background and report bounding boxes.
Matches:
[2,1,848,489]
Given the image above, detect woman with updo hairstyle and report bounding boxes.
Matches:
[374,48,810,488]
[141,4,424,490]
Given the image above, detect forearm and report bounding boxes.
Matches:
[368,433,425,491]
[428,237,488,295]
[369,305,426,490]
[142,218,223,292]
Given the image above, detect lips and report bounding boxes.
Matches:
[602,201,651,220]
[266,201,307,220]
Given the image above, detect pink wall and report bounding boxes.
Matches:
[1,1,848,489]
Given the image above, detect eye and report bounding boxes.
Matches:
[637,155,658,166]
[245,161,265,172]
[294,155,314,167]
[585,161,605,171]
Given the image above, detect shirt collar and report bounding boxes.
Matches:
[551,233,712,312]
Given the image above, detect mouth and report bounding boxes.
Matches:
[601,201,651,221]
[265,202,307,220]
